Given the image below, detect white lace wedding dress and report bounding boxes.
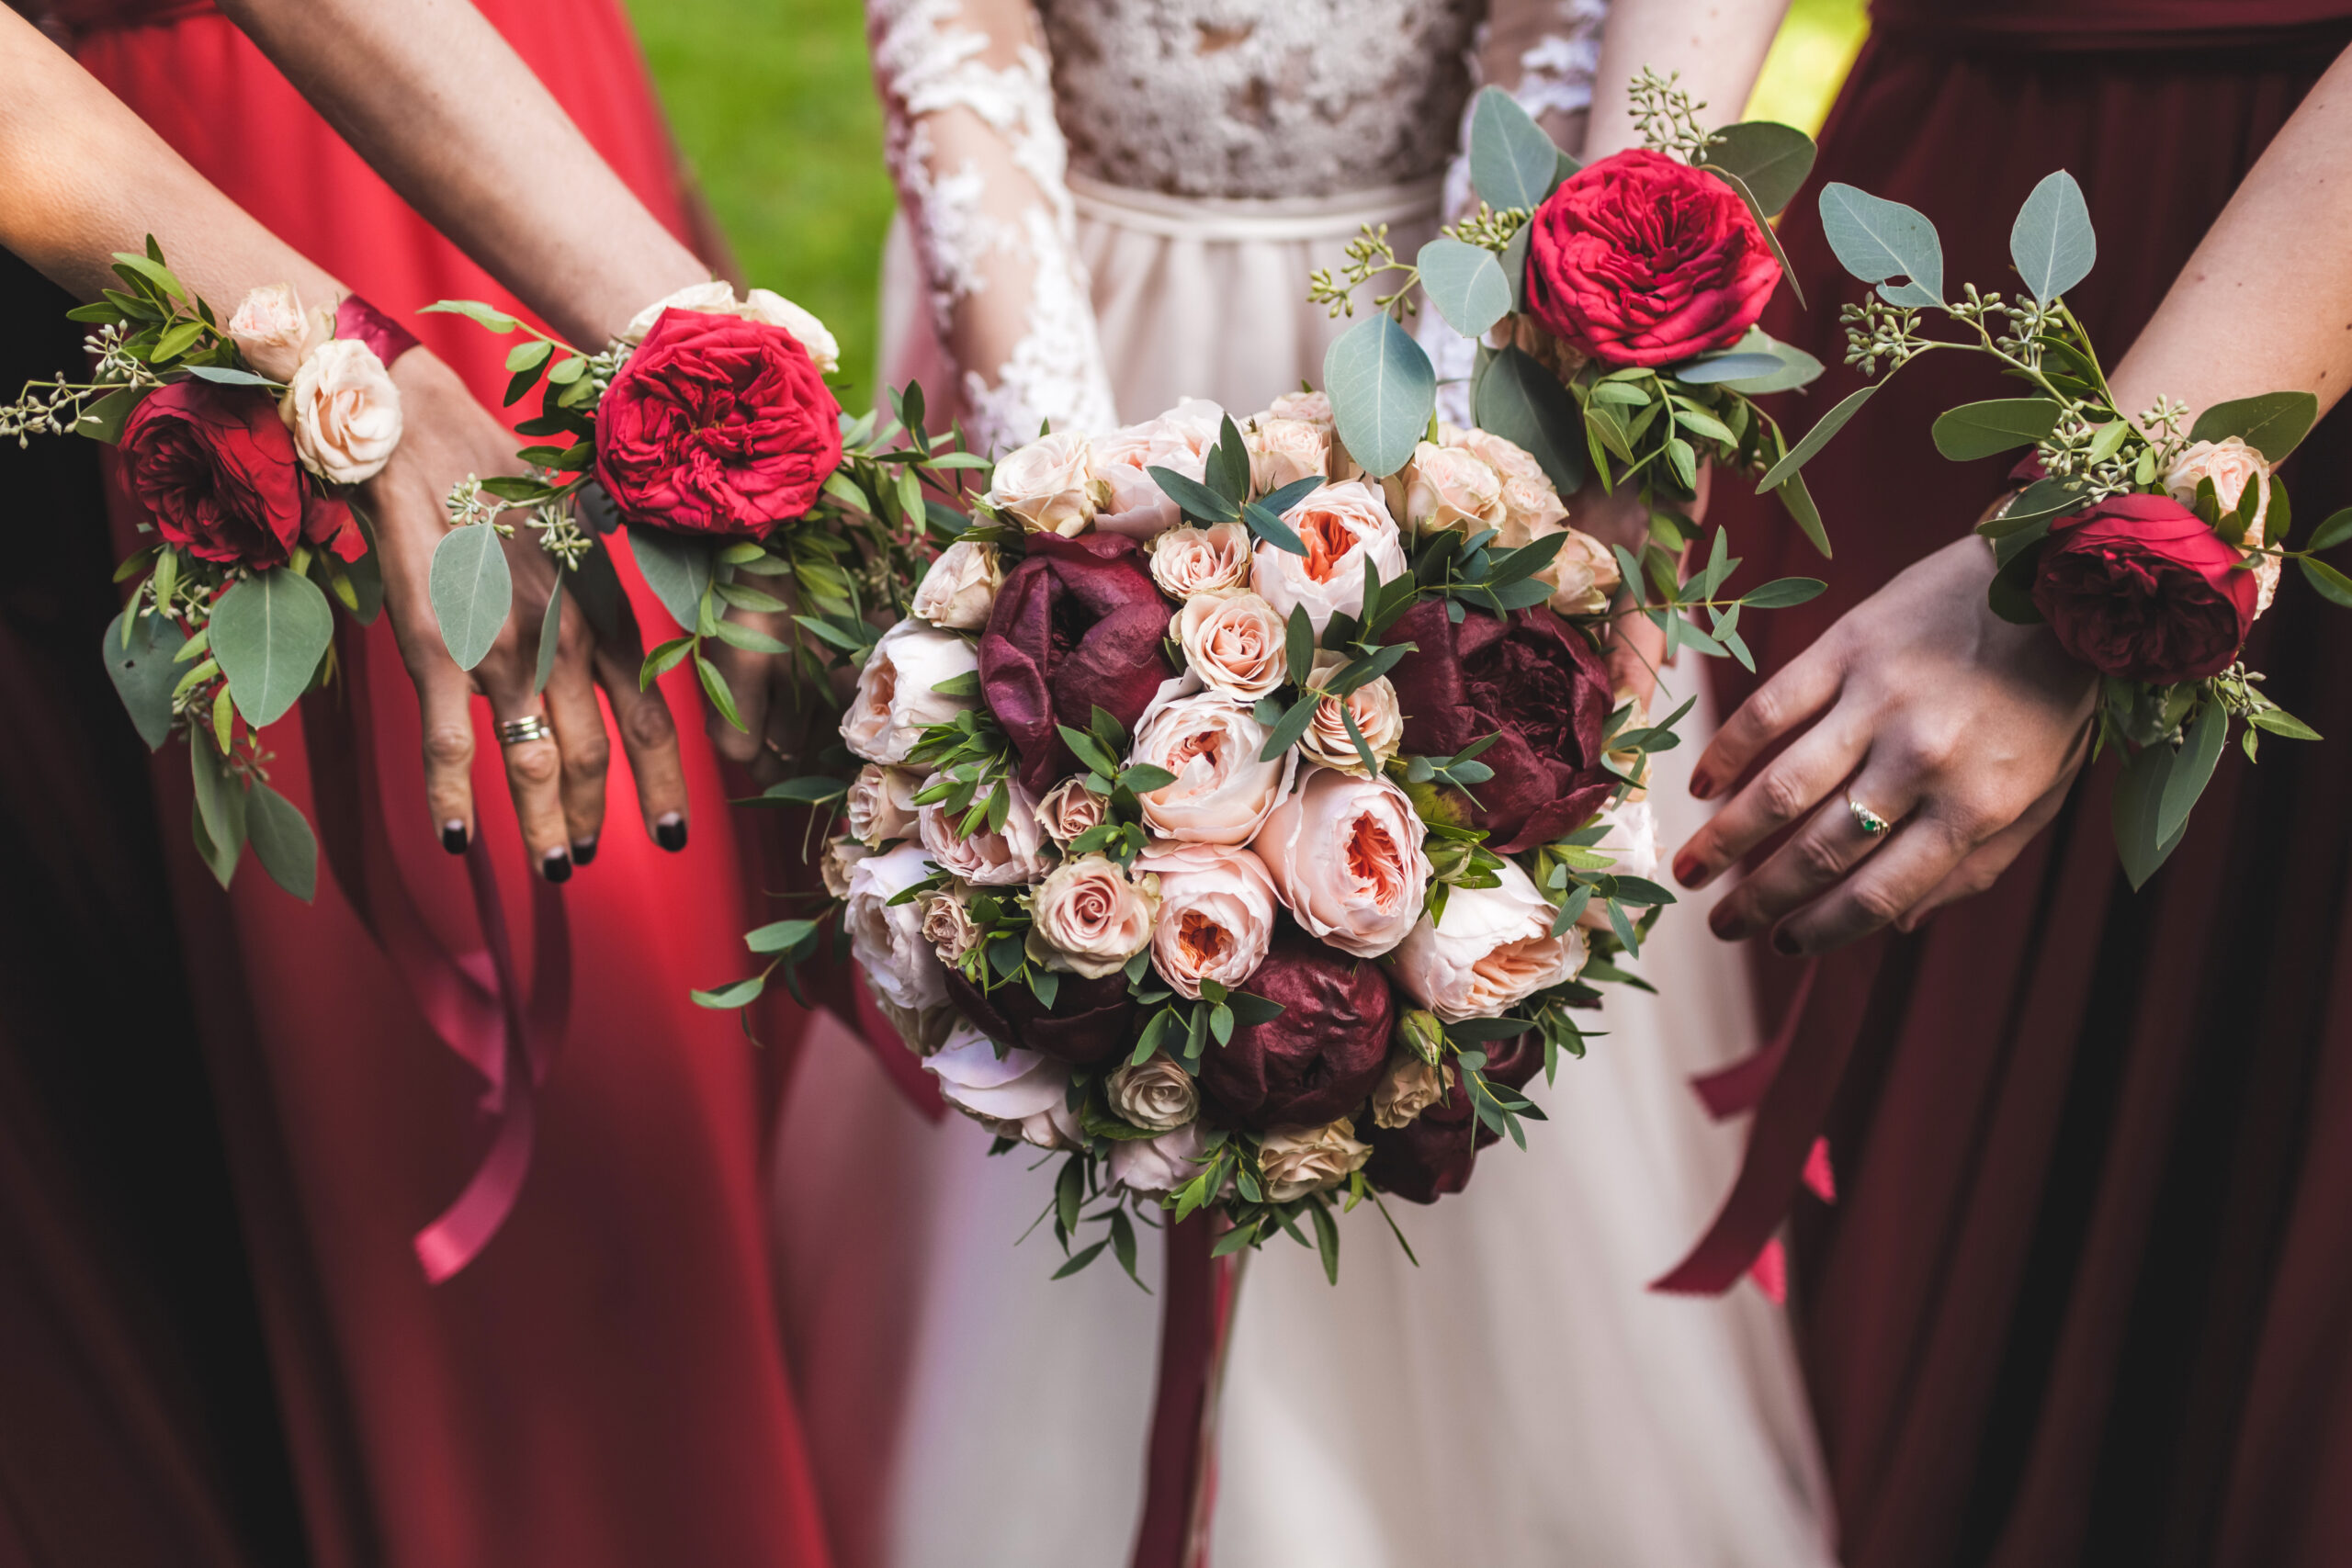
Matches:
[767,3,1839,1562]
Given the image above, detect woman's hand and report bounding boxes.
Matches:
[366,350,688,878]
[1670,534,2098,954]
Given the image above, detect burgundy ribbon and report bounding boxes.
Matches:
[334,294,421,368]
[1131,1215,1239,1568]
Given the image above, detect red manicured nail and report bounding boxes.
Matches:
[1673,854,1706,888]
[1690,773,1714,800]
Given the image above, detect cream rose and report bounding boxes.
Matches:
[1127,680,1293,845]
[1246,417,1329,493]
[618,280,839,373]
[1371,1054,1453,1129]
[1028,853,1159,978]
[1135,841,1278,999]
[1526,522,1620,617]
[841,620,979,764]
[1149,522,1254,600]
[844,841,948,1012]
[1295,649,1404,776]
[1091,400,1224,538]
[820,837,871,900]
[1176,591,1289,703]
[282,337,401,485]
[845,764,924,848]
[1252,765,1430,958]
[1442,423,1548,483]
[1258,1117,1372,1202]
[227,283,332,383]
[1107,1054,1200,1132]
[1110,1121,1209,1195]
[1580,799,1660,932]
[1396,440,1505,534]
[921,886,983,964]
[987,429,1101,536]
[2166,434,2280,615]
[1498,475,1570,537]
[911,539,1003,630]
[1254,479,1408,635]
[918,775,1052,886]
[1391,858,1589,1022]
[1034,776,1109,848]
[924,1027,1081,1150]
[1262,389,1357,477]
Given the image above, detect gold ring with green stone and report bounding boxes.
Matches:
[1848,795,1892,837]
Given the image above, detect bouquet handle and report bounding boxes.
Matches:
[1130,1213,1242,1568]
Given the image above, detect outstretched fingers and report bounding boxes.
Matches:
[1689,642,1842,804]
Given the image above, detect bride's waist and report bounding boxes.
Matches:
[1066,172,1443,243]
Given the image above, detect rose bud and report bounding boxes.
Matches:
[980,532,1177,793]
[1295,649,1403,776]
[1197,934,1395,1131]
[1524,148,1782,367]
[1395,1008,1444,1065]
[1390,859,1589,1021]
[2166,435,2280,615]
[1258,1117,1373,1201]
[1245,417,1330,492]
[918,775,1052,886]
[1028,853,1160,978]
[1091,400,1225,538]
[1371,1053,1453,1129]
[283,336,401,485]
[1263,390,1358,479]
[618,280,840,375]
[1363,1030,1544,1203]
[1127,684,1292,845]
[846,763,924,848]
[226,282,332,383]
[924,1027,1081,1150]
[1253,765,1430,959]
[911,538,1005,630]
[985,429,1101,536]
[596,309,842,538]
[841,619,980,765]
[1395,440,1505,535]
[1108,1053,1200,1132]
[119,379,360,568]
[921,886,983,964]
[945,964,1135,1066]
[1149,522,1255,600]
[1136,841,1278,999]
[1176,591,1290,703]
[1034,776,1109,848]
[1525,520,1620,617]
[2031,493,2257,685]
[1386,600,1615,854]
[1253,479,1408,635]
[1111,1121,1210,1196]
[820,837,871,899]
[843,841,949,1012]
[1580,797,1660,933]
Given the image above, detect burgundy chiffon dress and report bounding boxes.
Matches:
[1704,5,2352,1565]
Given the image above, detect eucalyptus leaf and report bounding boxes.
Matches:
[1739,576,1827,609]
[427,525,512,671]
[1776,469,1832,559]
[210,567,334,728]
[1473,344,1585,494]
[102,609,185,750]
[1468,85,1565,211]
[533,580,562,695]
[1499,222,1532,313]
[1756,383,1877,492]
[2113,739,2188,891]
[2008,170,2097,306]
[73,385,141,444]
[1702,120,1816,216]
[1417,237,1513,338]
[246,781,318,902]
[2155,700,2227,848]
[1323,313,1436,480]
[2300,555,2352,608]
[1672,352,1784,385]
[2190,391,2320,464]
[2305,506,2352,554]
[1715,329,1826,396]
[183,365,275,388]
[1818,182,1944,307]
[628,525,717,631]
[189,738,245,888]
[1930,398,2063,461]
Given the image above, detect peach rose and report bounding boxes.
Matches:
[2166,435,2280,616]
[1396,440,1505,534]
[1442,423,1548,484]
[918,775,1052,886]
[841,619,979,764]
[1127,680,1293,845]
[1176,591,1289,703]
[1108,1053,1199,1132]
[1295,649,1403,776]
[845,763,924,848]
[282,337,401,485]
[227,283,332,383]
[1149,522,1254,600]
[1498,474,1570,537]
[1135,841,1278,999]
[1245,417,1330,493]
[843,841,948,1011]
[921,886,983,964]
[1110,1120,1209,1195]
[1371,1053,1453,1129]
[1252,765,1430,958]
[1506,515,1618,617]
[911,538,1003,630]
[924,1026,1081,1149]
[1034,776,1108,848]
[619,280,839,374]
[1262,389,1357,477]
[1254,479,1408,635]
[1258,1116,1372,1201]
[1028,853,1159,978]
[1390,858,1589,1022]
[1090,398,1224,538]
[985,429,1101,536]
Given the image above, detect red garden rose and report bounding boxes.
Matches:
[1363,1031,1544,1204]
[2030,493,2256,685]
[1386,601,1616,855]
[1524,148,1782,368]
[1196,934,1394,1132]
[979,532,1177,795]
[594,308,842,539]
[119,379,359,568]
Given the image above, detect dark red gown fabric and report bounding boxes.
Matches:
[32,4,835,1565]
[1706,6,2352,1566]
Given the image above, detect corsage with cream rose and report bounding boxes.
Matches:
[707,388,1821,1283]
[1770,169,2335,886]
[425,284,964,727]
[0,240,410,898]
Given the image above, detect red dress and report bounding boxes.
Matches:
[53,5,834,1565]
[1703,5,2352,1565]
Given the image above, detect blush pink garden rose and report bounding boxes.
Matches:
[1245,417,1330,492]
[282,337,402,485]
[924,1027,1082,1150]
[1442,423,1547,483]
[911,538,1004,630]
[918,775,1052,886]
[842,619,980,765]
[843,841,949,1012]
[1295,649,1403,776]
[1028,853,1160,978]
[1091,399,1225,538]
[1127,680,1294,845]
[1253,765,1430,959]
[1176,591,1290,703]
[1033,776,1109,848]
[921,887,982,964]
[1390,859,1589,1022]
[1396,440,1506,534]
[985,429,1102,536]
[1149,522,1254,600]
[1110,1120,1209,1195]
[845,763,924,848]
[2166,435,2280,616]
[1254,479,1408,634]
[1135,841,1279,999]
[226,283,334,383]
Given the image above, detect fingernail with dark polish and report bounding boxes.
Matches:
[441,820,468,855]
[542,849,572,885]
[571,837,598,868]
[1673,855,1704,888]
[1773,929,1803,957]
[1690,773,1713,801]
[655,814,687,852]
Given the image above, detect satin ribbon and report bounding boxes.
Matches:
[334,295,421,369]
[1131,1214,1240,1568]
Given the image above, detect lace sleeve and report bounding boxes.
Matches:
[1423,0,1609,426]
[868,0,1119,453]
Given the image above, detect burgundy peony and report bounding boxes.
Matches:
[1386,601,1615,854]
[1196,934,1393,1132]
[1523,148,1781,368]
[2030,493,2257,685]
[1363,1032,1544,1204]
[979,532,1177,795]
[595,308,842,539]
[944,966,1134,1068]
[119,379,360,568]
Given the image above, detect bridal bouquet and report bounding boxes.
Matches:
[0,241,407,898]
[1770,170,2335,885]
[714,392,1826,1282]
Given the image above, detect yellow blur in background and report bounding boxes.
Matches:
[627,0,1869,410]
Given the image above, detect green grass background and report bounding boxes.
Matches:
[625,0,1868,399]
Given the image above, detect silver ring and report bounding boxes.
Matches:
[496,714,554,747]
[1847,795,1892,837]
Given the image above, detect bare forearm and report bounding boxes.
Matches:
[213,0,707,346]
[1585,0,1791,161]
